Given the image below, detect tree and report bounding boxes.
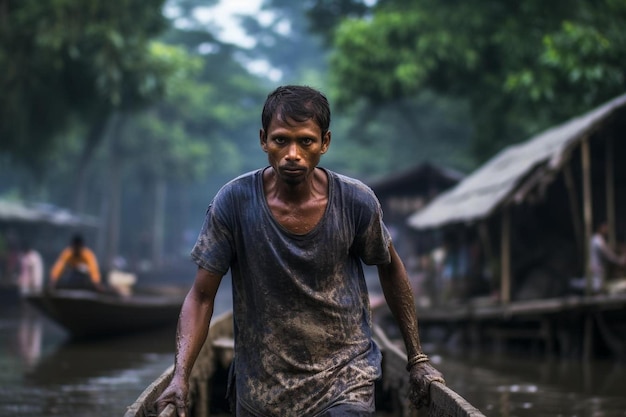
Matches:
[328,0,626,161]
[0,0,175,210]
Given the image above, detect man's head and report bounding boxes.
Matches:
[261,85,331,136]
[260,86,332,186]
[71,234,84,249]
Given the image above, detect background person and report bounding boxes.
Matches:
[590,222,626,293]
[18,242,44,295]
[49,234,104,291]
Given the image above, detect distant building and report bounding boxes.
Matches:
[368,162,464,259]
[408,92,626,303]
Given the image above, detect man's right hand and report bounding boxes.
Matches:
[155,376,189,417]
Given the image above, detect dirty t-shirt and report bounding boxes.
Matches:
[191,167,392,416]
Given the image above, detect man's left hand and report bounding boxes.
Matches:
[408,361,445,409]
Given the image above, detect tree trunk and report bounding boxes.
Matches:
[151,180,167,267]
[73,110,111,213]
[103,113,125,269]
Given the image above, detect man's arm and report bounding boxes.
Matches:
[155,266,224,417]
[597,236,624,265]
[84,248,104,290]
[49,248,70,288]
[377,243,444,409]
[377,243,422,359]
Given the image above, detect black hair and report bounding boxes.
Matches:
[261,85,331,135]
[71,234,84,257]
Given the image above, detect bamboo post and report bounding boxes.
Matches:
[583,313,594,362]
[581,136,593,295]
[580,137,593,295]
[563,164,584,262]
[606,136,616,248]
[500,208,511,304]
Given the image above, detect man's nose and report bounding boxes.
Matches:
[286,142,300,160]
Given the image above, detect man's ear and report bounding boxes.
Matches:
[321,131,331,154]
[260,129,268,152]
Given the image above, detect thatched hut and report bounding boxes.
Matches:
[408,93,626,304]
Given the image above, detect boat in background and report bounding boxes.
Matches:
[25,286,187,340]
[124,311,485,417]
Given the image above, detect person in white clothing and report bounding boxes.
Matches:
[18,243,44,295]
[589,222,625,293]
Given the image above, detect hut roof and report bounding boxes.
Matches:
[368,162,465,198]
[0,200,99,228]
[408,93,626,230]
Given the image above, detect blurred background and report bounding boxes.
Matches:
[3,0,623,278]
[2,1,626,416]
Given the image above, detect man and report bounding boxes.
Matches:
[156,85,443,416]
[589,222,625,293]
[49,234,104,291]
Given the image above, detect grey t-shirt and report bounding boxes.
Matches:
[191,167,391,416]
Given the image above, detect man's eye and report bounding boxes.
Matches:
[274,137,286,144]
[301,138,313,145]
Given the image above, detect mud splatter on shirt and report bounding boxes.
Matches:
[191,168,391,416]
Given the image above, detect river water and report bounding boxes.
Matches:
[1,284,625,417]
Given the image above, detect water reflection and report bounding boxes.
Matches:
[0,303,175,417]
[25,326,175,385]
[16,305,43,368]
[437,352,626,417]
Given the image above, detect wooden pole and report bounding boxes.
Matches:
[500,208,511,304]
[583,313,594,362]
[581,137,593,295]
[563,164,584,264]
[606,136,616,248]
[478,222,494,269]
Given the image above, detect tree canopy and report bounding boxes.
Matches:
[328,0,626,160]
[0,0,173,173]
[2,0,625,264]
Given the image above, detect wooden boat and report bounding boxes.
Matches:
[25,287,187,339]
[124,311,485,417]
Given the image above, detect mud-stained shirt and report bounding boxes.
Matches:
[191,167,392,417]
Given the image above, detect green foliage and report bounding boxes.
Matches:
[305,0,370,45]
[324,91,473,179]
[328,0,626,161]
[0,0,171,172]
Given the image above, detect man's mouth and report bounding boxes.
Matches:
[281,166,304,175]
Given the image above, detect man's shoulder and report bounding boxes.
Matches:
[214,169,261,198]
[224,169,261,187]
[326,169,378,201]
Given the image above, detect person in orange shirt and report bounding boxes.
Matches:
[49,234,104,291]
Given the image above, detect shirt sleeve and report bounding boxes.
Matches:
[351,186,392,266]
[84,249,101,284]
[50,248,71,282]
[190,195,235,275]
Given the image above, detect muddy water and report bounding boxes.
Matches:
[1,280,625,417]
[428,349,626,416]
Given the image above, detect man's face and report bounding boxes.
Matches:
[260,113,330,185]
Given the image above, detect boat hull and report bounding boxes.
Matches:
[25,289,185,339]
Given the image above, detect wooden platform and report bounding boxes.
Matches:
[374,293,626,360]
